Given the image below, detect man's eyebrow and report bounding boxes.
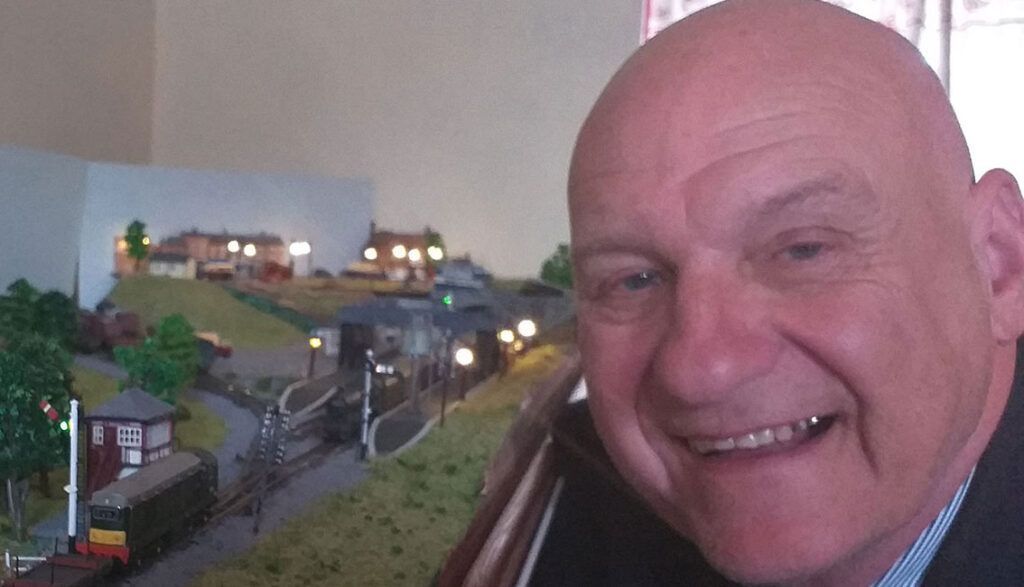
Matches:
[754,172,857,219]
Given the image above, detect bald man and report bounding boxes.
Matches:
[530,0,1024,585]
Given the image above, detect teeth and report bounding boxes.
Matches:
[753,428,774,445]
[688,416,826,456]
[736,434,758,449]
[713,438,735,451]
[774,424,794,442]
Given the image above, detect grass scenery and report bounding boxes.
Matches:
[195,344,568,587]
[228,277,405,324]
[109,276,306,349]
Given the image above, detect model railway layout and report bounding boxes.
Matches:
[3,379,378,587]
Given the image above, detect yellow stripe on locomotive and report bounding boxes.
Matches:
[89,527,126,546]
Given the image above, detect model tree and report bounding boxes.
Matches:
[114,338,185,405]
[154,313,199,386]
[124,219,150,272]
[426,229,446,258]
[0,280,77,351]
[540,243,573,289]
[0,278,39,340]
[0,335,73,540]
[32,290,78,351]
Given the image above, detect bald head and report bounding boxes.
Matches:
[569,1,1024,584]
[571,0,972,212]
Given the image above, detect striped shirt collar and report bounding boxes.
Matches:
[872,467,977,587]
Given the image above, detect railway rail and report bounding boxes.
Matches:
[208,436,340,525]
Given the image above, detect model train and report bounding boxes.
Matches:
[7,450,217,586]
[81,449,218,565]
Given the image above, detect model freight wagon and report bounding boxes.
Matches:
[81,450,218,565]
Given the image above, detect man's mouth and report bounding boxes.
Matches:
[686,414,837,457]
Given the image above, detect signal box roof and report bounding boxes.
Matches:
[86,388,174,423]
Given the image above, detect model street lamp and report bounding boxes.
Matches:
[364,247,378,261]
[407,248,423,263]
[427,246,444,262]
[454,346,475,400]
[454,347,475,367]
[289,241,312,276]
[498,329,515,344]
[243,243,257,257]
[227,240,241,253]
[289,241,312,256]
[392,244,408,259]
[516,318,537,339]
[307,335,322,379]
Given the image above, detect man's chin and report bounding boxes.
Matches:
[679,515,858,585]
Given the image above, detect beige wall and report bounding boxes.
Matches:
[0,1,155,163]
[152,1,639,276]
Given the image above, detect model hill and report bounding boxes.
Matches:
[109,276,306,350]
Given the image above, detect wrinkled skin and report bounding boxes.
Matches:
[570,0,1024,584]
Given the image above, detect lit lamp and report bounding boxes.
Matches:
[427,246,444,262]
[454,347,475,367]
[227,240,241,254]
[516,319,537,339]
[497,328,516,376]
[289,241,312,256]
[364,247,378,261]
[407,248,423,264]
[289,241,312,277]
[454,346,475,400]
[142,236,151,246]
[307,335,323,379]
[516,319,537,354]
[243,243,257,257]
[392,244,407,259]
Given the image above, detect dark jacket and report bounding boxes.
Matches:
[531,347,1024,586]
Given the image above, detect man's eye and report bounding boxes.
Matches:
[784,242,824,261]
[621,271,662,291]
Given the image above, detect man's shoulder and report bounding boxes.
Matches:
[529,400,735,587]
[924,356,1024,584]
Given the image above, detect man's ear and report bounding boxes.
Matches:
[973,169,1024,343]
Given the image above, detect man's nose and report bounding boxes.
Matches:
[651,272,781,405]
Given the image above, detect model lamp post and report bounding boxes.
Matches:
[307,335,322,379]
[407,248,423,263]
[289,241,312,256]
[427,246,444,262]
[392,244,408,259]
[454,347,475,367]
[364,247,378,261]
[142,236,151,246]
[517,318,538,339]
[497,328,516,375]
[454,346,475,400]
[66,399,80,552]
[289,241,312,276]
[227,240,241,253]
[243,243,257,257]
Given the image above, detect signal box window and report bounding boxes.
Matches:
[117,426,142,448]
[93,425,104,445]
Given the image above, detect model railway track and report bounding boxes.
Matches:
[207,439,340,524]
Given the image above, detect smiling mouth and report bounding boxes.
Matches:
[686,415,837,457]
